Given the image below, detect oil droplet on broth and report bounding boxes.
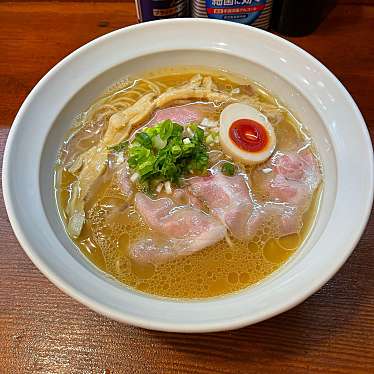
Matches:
[277,233,300,250]
[117,233,129,255]
[248,242,259,252]
[131,260,155,280]
[137,282,149,292]
[263,239,294,264]
[112,210,133,226]
[239,272,250,283]
[183,264,192,273]
[209,278,228,294]
[228,272,239,284]
[225,252,233,260]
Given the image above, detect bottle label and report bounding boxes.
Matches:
[136,0,188,22]
[205,0,267,24]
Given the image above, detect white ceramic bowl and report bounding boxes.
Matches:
[3,19,373,332]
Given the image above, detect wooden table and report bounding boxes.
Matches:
[1,1,373,373]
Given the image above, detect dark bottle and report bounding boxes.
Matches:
[135,0,189,22]
[272,0,336,36]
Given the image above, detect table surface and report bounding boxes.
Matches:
[1,1,373,373]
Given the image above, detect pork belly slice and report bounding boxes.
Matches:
[259,149,321,209]
[188,155,319,240]
[188,173,266,240]
[253,149,322,236]
[146,103,210,127]
[129,192,226,263]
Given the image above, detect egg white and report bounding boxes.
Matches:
[219,103,276,165]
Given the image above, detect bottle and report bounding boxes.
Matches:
[135,0,189,22]
[272,0,336,36]
[192,0,273,30]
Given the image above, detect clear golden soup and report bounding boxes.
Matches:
[55,67,322,299]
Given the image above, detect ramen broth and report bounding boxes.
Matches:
[55,67,322,299]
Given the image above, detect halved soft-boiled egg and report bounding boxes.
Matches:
[219,103,276,165]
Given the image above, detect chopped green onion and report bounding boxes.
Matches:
[156,183,164,193]
[126,119,209,191]
[108,140,128,153]
[206,135,214,144]
[164,181,172,194]
[221,162,235,176]
[152,134,167,150]
[186,127,194,137]
[135,132,152,148]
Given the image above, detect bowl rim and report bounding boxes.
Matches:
[3,19,373,332]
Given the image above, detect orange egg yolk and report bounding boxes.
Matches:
[229,119,268,152]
